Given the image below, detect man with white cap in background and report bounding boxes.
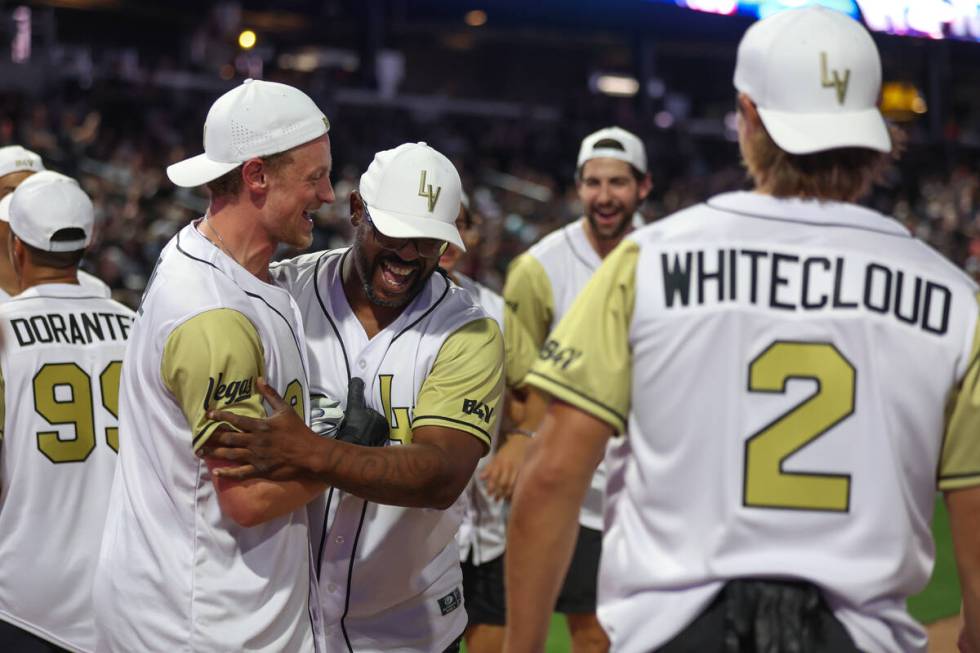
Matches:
[0,171,134,653]
[0,145,110,301]
[505,6,980,653]
[203,141,505,652]
[92,78,350,652]
[502,125,652,652]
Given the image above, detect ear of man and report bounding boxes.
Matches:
[241,158,272,195]
[737,93,764,135]
[349,190,365,227]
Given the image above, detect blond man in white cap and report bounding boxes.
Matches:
[203,142,505,653]
[501,125,652,652]
[92,79,344,652]
[0,171,134,653]
[0,146,109,301]
[505,6,980,653]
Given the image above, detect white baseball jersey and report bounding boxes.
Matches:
[505,218,609,530]
[455,274,506,565]
[93,223,324,653]
[271,250,504,653]
[0,270,111,303]
[0,283,132,652]
[454,273,537,566]
[527,191,980,653]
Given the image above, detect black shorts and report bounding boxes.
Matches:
[0,619,70,653]
[462,553,506,626]
[555,525,601,614]
[657,579,860,653]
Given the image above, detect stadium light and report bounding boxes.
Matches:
[238,29,257,50]
[880,81,928,120]
[465,10,488,27]
[592,74,640,97]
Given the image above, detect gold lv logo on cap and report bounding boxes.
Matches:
[417,170,442,212]
[820,52,851,105]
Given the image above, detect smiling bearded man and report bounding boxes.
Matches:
[501,125,652,652]
[202,141,505,653]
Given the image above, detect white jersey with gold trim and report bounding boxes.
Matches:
[527,192,980,653]
[505,219,608,530]
[93,223,323,653]
[454,273,507,565]
[0,283,133,653]
[271,250,504,653]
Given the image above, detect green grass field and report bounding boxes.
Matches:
[475,496,960,652]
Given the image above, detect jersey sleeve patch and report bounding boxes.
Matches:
[939,293,980,491]
[161,308,267,452]
[413,317,505,452]
[503,253,554,348]
[525,239,639,435]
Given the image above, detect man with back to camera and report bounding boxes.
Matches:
[0,145,110,301]
[502,125,652,652]
[442,192,540,653]
[504,7,980,653]
[0,171,134,653]
[201,142,506,653]
[92,79,346,652]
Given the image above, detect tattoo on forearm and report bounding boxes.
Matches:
[320,440,452,508]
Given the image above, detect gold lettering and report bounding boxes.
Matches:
[820,52,850,105]
[378,374,412,443]
[417,170,442,212]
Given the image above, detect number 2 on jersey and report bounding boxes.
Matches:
[34,361,122,463]
[743,342,855,512]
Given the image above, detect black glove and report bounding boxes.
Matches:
[335,377,390,447]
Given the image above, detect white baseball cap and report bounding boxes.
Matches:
[9,171,94,252]
[167,79,330,188]
[577,126,648,174]
[734,6,890,155]
[0,195,11,223]
[358,142,465,250]
[0,145,44,179]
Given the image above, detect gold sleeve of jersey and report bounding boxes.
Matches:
[503,253,554,348]
[525,239,639,434]
[161,309,267,452]
[939,295,980,490]
[413,317,504,451]
[504,306,537,389]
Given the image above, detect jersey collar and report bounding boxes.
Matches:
[706,192,910,238]
[181,220,289,296]
[569,219,604,271]
[12,282,102,300]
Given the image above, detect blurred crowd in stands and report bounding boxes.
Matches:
[2,81,979,309]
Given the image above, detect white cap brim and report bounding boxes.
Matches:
[166,153,241,188]
[368,204,466,252]
[0,195,10,223]
[757,106,891,155]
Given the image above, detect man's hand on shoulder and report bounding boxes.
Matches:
[200,377,391,481]
[201,378,326,480]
